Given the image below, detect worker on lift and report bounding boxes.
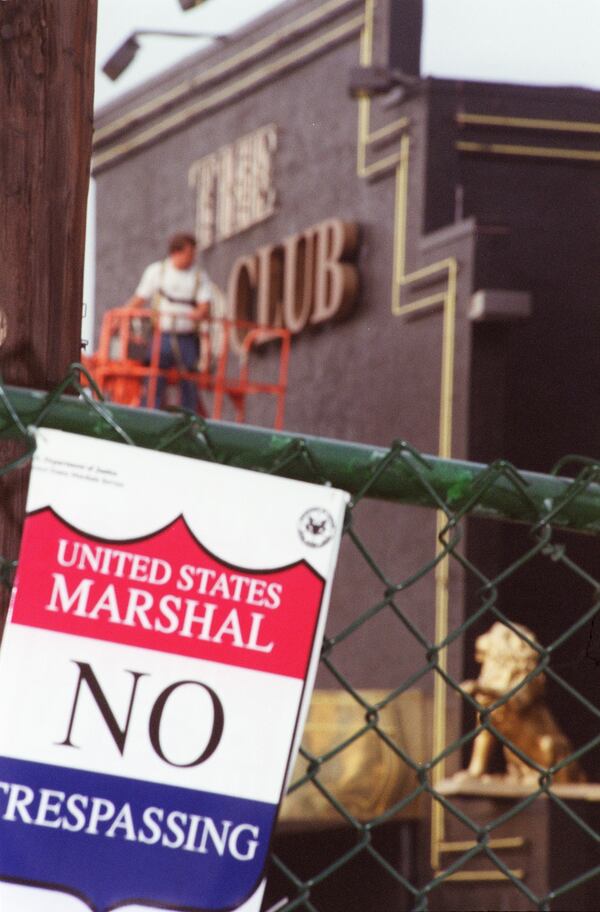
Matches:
[124,231,213,412]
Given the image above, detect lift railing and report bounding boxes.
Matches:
[83,307,291,428]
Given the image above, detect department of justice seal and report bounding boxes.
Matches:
[298,507,335,547]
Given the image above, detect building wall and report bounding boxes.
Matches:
[93,0,600,776]
[93,0,466,697]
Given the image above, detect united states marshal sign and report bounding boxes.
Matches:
[0,429,348,911]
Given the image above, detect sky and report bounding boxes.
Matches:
[84,0,600,339]
[94,0,600,110]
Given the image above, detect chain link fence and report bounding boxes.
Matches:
[0,366,598,912]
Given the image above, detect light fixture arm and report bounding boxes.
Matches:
[102,28,227,81]
[132,29,227,42]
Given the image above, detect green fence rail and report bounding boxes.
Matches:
[0,365,598,912]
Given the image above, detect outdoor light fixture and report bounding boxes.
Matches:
[102,28,227,81]
[102,36,140,81]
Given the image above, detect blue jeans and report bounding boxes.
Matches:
[143,333,199,412]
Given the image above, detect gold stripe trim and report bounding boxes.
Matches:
[354,1,458,873]
[457,112,600,135]
[392,292,445,318]
[367,118,409,145]
[93,15,363,171]
[360,148,404,179]
[355,0,408,178]
[440,869,525,883]
[440,837,526,853]
[389,147,458,869]
[95,0,361,145]
[456,140,600,163]
[390,136,410,307]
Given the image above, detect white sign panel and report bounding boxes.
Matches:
[0,429,348,911]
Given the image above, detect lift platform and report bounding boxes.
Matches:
[82,307,291,429]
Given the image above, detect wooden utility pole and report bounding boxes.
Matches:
[0,0,97,385]
[0,1,97,612]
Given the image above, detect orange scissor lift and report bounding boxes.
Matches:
[83,307,291,429]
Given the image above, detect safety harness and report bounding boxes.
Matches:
[153,259,204,370]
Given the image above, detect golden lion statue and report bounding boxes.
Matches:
[461,621,586,783]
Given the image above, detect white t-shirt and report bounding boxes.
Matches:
[135,259,213,333]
